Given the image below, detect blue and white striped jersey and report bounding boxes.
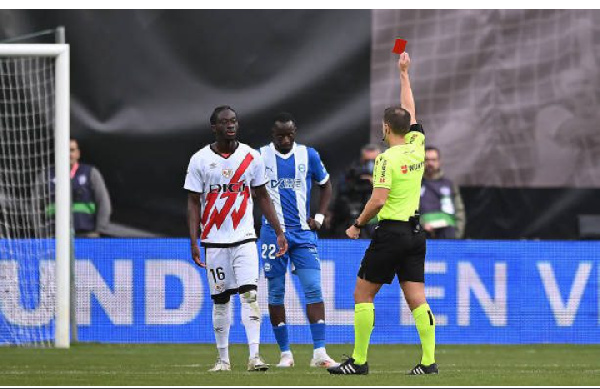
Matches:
[259,143,329,231]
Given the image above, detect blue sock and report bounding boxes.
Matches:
[310,322,326,350]
[273,324,290,352]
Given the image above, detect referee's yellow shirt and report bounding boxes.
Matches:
[372,131,425,221]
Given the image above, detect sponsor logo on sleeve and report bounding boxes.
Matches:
[379,158,388,182]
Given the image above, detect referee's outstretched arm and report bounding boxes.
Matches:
[398,53,417,125]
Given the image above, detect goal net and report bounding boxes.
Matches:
[0,44,70,348]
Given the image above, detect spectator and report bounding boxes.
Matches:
[68,139,112,237]
[420,146,465,239]
[331,144,382,238]
[41,139,112,237]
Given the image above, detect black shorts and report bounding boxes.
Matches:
[357,219,426,284]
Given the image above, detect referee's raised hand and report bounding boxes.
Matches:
[398,52,411,72]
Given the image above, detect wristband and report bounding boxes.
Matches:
[353,219,364,229]
[314,213,325,226]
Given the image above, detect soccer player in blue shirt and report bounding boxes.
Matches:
[258,112,338,369]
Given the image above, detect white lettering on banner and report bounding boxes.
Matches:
[458,262,507,326]
[401,262,448,326]
[537,262,592,327]
[0,260,54,326]
[145,261,203,325]
[76,260,133,326]
[322,261,354,325]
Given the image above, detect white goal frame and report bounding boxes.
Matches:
[0,44,70,348]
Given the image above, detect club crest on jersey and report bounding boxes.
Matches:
[222,169,234,178]
[298,164,306,173]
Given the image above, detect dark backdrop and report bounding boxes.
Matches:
[2,10,599,239]
[0,10,372,236]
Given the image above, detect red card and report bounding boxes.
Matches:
[392,38,407,54]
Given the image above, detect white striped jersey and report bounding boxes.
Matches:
[259,142,329,231]
[184,142,267,246]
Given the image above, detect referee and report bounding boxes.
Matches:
[328,53,437,376]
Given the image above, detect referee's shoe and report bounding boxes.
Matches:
[327,356,369,375]
[408,363,438,375]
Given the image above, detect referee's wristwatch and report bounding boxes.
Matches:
[353,219,364,229]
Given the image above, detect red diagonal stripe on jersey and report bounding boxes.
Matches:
[201,192,218,226]
[231,186,251,229]
[201,153,254,240]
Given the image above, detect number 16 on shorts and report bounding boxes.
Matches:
[205,243,260,296]
[209,267,225,283]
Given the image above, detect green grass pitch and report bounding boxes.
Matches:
[1,343,599,386]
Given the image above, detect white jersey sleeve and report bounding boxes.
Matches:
[184,153,204,193]
[250,149,268,188]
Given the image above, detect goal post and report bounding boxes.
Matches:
[0,44,70,348]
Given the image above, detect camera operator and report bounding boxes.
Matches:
[331,144,382,238]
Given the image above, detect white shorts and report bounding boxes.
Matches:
[205,241,259,297]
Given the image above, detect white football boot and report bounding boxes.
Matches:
[276,351,295,368]
[208,358,231,372]
[247,355,269,371]
[310,349,339,368]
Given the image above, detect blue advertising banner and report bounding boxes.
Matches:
[1,239,599,344]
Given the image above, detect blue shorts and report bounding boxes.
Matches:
[259,226,321,279]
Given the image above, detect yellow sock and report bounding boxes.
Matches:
[351,303,374,365]
[412,304,436,365]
